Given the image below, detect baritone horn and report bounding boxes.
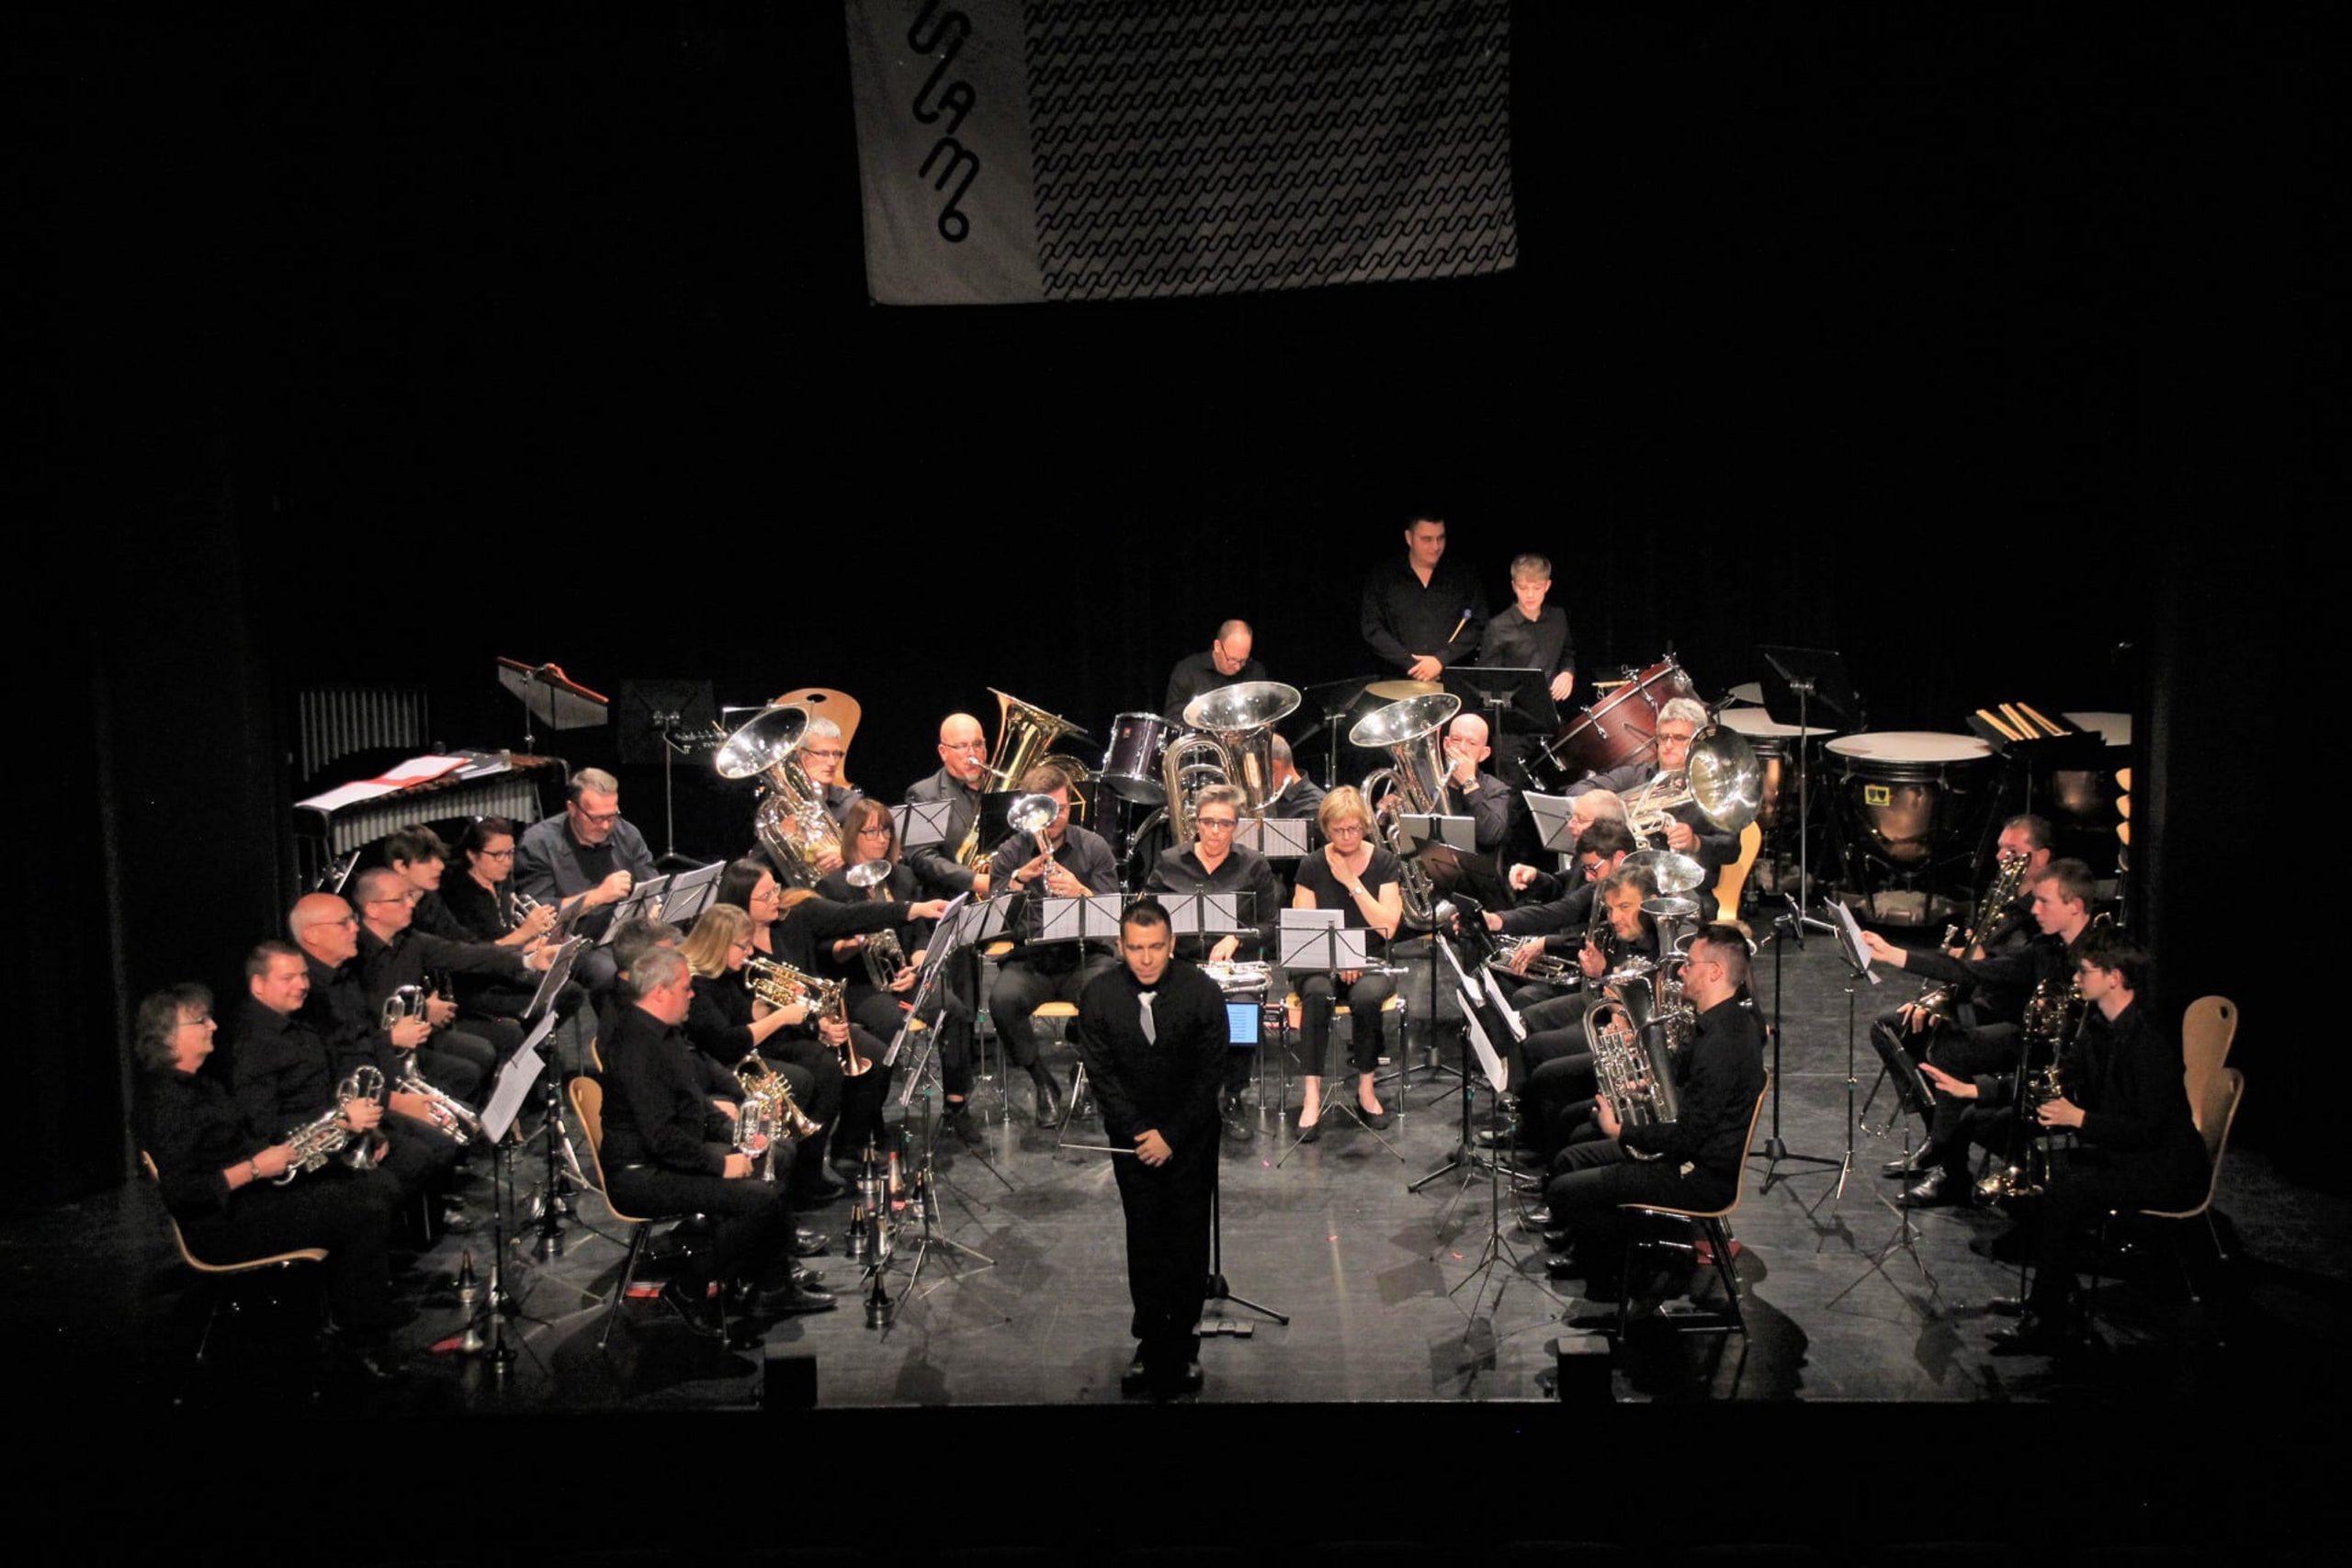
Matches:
[1616,725,1764,842]
[953,689,1093,868]
[1159,680,1301,842]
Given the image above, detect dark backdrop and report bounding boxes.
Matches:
[17,4,2325,1213]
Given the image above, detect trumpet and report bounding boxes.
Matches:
[396,1054,481,1145]
[746,954,868,1076]
[1489,934,1580,986]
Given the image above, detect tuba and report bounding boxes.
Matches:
[1351,691,1462,924]
[953,689,1094,868]
[1159,681,1301,843]
[1616,724,1764,844]
[716,704,846,889]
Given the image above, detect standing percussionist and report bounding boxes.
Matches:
[1478,552,1577,787]
[514,767,657,995]
[987,761,1121,1128]
[1075,898,1228,1399]
[1362,512,1488,683]
[1164,620,1267,720]
[1146,783,1282,1142]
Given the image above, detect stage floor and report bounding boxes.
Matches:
[24,933,2342,1417]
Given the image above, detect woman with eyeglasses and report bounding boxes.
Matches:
[1287,786,1405,1141]
[440,817,561,948]
[679,904,826,1158]
[816,797,938,1045]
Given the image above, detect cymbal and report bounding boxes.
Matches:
[1623,849,1706,896]
[1365,679,1443,702]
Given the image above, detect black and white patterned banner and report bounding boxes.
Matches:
[845,0,1516,305]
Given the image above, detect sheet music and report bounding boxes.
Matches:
[296,780,401,812]
[482,1034,548,1144]
[1828,898,1883,984]
[894,799,955,850]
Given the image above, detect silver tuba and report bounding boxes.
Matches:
[1351,691,1462,924]
[1159,681,1301,843]
[716,704,846,889]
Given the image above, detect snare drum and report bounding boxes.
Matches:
[1825,731,1994,866]
[1716,707,1838,830]
[1099,712,1174,804]
[1535,658,1698,784]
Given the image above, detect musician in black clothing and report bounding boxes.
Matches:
[1861,859,2102,1205]
[1361,513,1488,682]
[1485,818,1634,1010]
[1510,865,1664,1165]
[1478,552,1577,787]
[597,947,834,1333]
[353,866,545,1083]
[678,904,825,1127]
[986,761,1123,1129]
[280,905,466,1195]
[439,817,562,949]
[1566,698,1736,888]
[797,716,863,840]
[1539,927,1767,1291]
[906,713,990,1128]
[1164,619,1268,719]
[1289,786,1406,1140]
[817,798,936,1047]
[1075,899,1228,1398]
[1263,735,1326,831]
[1145,783,1282,1141]
[1984,931,2208,1353]
[136,983,406,1378]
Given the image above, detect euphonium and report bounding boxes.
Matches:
[1159,681,1301,842]
[715,704,846,889]
[1351,691,1462,924]
[1585,969,1680,1128]
[1615,724,1764,843]
[953,689,1091,868]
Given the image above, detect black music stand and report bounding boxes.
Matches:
[614,678,718,871]
[1272,917,1405,1167]
[1756,644,1860,923]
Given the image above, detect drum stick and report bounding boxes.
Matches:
[1977,707,2026,744]
[2018,702,2066,738]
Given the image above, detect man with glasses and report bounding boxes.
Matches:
[350,865,549,1092]
[906,714,991,1141]
[987,761,1121,1128]
[515,766,657,994]
[1566,696,1736,886]
[794,716,862,845]
[1164,619,1269,721]
[1146,784,1283,1142]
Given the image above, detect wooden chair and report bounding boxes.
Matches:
[140,1150,328,1372]
[1713,823,1763,922]
[2179,996,2239,1117]
[2091,1067,2245,1320]
[569,1077,713,1349]
[1613,1075,1772,1337]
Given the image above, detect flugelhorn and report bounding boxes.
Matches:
[733,1053,821,1182]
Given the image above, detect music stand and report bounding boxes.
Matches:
[656,861,724,928]
[1442,663,1555,737]
[1272,917,1403,1167]
[614,679,718,870]
[1755,644,1860,923]
[894,798,955,852]
[1235,817,1310,860]
[595,875,673,944]
[495,658,607,756]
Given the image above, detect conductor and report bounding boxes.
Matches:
[1075,897,1228,1400]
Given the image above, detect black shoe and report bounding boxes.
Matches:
[1989,1309,2075,1355]
[1881,1148,1931,1179]
[1356,1100,1394,1131]
[791,1227,831,1258]
[661,1280,725,1338]
[1518,1207,1556,1233]
[748,1280,838,1316]
[793,1265,825,1291]
[803,1168,850,1202]
[1221,1101,1255,1143]
[1296,1106,1322,1144]
[1542,1228,1572,1253]
[1545,1255,1585,1282]
[1904,1169,1964,1206]
[1033,1076,1065,1129]
[1120,1351,1151,1398]
[1986,1295,2030,1318]
[1473,1127,1508,1148]
[1157,1359,1204,1400]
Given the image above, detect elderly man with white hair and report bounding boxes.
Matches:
[1563,696,1737,886]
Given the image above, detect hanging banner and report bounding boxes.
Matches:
[844,0,1517,305]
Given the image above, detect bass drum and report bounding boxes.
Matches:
[1826,732,1994,866]
[1099,712,1174,805]
[1533,659,1698,786]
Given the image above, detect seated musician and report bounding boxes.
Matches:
[351,865,548,1084]
[1164,619,1267,719]
[437,817,560,953]
[1145,783,1283,1143]
[514,767,656,995]
[1501,788,1628,905]
[137,983,406,1380]
[984,761,1122,1129]
[1440,711,1516,907]
[904,713,992,1135]
[1979,930,2208,1354]
[1505,863,1663,1170]
[1566,697,1736,888]
[277,905,470,1201]
[678,905,824,1126]
[1535,925,1766,1293]
[1871,815,2052,1161]
[796,716,863,837]
[817,798,935,1054]
[1263,734,1327,829]
[1860,859,2102,1206]
[1476,552,1577,786]
[1289,785,1405,1141]
[598,946,834,1332]
[1481,818,1637,1012]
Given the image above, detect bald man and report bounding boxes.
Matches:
[1164,619,1269,720]
[905,713,993,1138]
